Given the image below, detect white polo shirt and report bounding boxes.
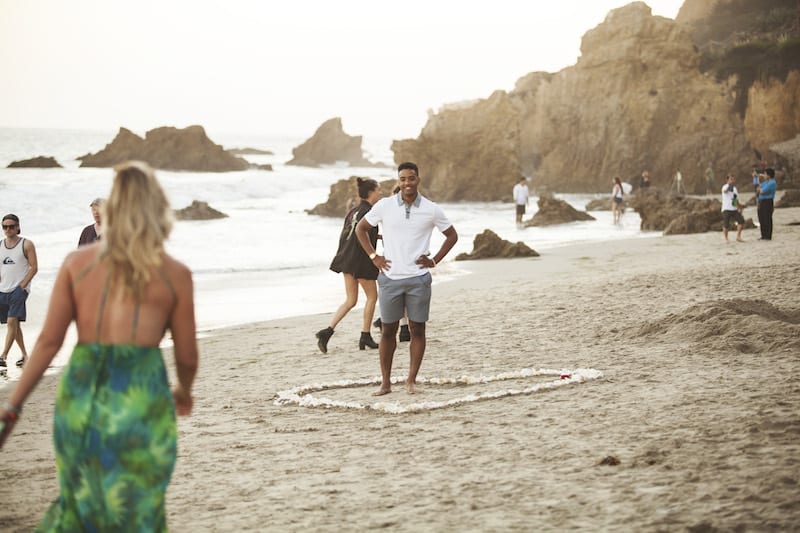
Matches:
[721,183,738,211]
[364,193,452,280]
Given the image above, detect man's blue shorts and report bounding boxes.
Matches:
[378,272,432,324]
[0,286,28,323]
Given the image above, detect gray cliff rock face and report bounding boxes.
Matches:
[391,2,756,198]
[524,194,595,227]
[174,200,228,221]
[287,118,375,167]
[7,156,62,168]
[78,126,249,172]
[455,229,539,260]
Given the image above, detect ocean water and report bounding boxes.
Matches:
[0,127,657,377]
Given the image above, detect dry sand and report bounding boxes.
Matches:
[2,207,799,532]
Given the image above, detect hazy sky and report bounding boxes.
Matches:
[0,0,684,140]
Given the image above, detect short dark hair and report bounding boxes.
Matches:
[356,177,378,199]
[765,167,775,178]
[397,162,418,175]
[2,213,20,235]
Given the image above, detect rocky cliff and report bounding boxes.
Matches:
[391,1,799,199]
[79,126,249,172]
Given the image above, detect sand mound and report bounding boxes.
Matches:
[633,299,800,353]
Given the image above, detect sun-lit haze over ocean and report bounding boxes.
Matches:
[1,0,683,140]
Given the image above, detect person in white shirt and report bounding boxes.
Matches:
[512,176,530,225]
[721,174,745,242]
[0,214,38,368]
[356,162,458,396]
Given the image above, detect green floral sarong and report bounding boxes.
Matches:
[38,343,177,532]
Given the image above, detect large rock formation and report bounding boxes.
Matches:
[7,156,62,168]
[174,200,228,220]
[390,1,800,199]
[306,176,397,217]
[79,126,249,172]
[455,229,539,260]
[630,189,739,234]
[524,194,595,227]
[392,90,521,201]
[288,118,376,167]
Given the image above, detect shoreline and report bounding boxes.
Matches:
[2,207,799,531]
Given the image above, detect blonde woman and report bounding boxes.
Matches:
[0,161,199,530]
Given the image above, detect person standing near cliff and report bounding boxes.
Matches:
[721,174,745,243]
[355,162,458,396]
[757,168,777,240]
[316,178,382,353]
[611,177,625,224]
[512,176,529,226]
[0,214,38,369]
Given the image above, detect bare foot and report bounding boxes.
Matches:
[736,238,745,242]
[372,387,391,397]
[406,382,421,394]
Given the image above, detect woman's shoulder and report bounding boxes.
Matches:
[161,253,191,276]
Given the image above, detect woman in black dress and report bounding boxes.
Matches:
[316,178,382,353]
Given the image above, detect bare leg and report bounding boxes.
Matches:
[2,318,19,361]
[358,279,378,333]
[15,324,27,364]
[736,224,744,242]
[329,274,359,330]
[406,320,426,394]
[723,226,729,241]
[373,321,399,396]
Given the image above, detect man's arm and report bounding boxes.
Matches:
[20,239,38,290]
[356,218,390,272]
[419,226,458,268]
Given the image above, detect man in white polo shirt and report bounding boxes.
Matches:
[356,162,458,396]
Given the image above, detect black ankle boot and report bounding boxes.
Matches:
[316,327,334,353]
[359,332,379,350]
[373,318,382,331]
[399,324,411,342]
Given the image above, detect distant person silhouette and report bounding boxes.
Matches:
[78,197,104,246]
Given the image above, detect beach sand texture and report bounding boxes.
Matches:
[2,207,799,532]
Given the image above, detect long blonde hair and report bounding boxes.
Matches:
[102,161,173,298]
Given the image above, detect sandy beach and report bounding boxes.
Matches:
[2,206,799,532]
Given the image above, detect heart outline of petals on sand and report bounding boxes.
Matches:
[274,367,603,414]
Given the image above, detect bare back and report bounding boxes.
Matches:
[66,242,191,347]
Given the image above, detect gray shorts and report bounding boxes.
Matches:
[723,209,744,229]
[378,272,432,324]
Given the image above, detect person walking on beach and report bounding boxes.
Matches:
[78,197,104,246]
[0,161,199,531]
[721,174,745,243]
[316,178,382,353]
[611,177,624,224]
[355,162,458,396]
[0,214,38,369]
[512,176,529,226]
[757,167,777,240]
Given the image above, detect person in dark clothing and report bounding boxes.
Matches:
[757,168,777,240]
[316,178,382,353]
[78,198,104,246]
